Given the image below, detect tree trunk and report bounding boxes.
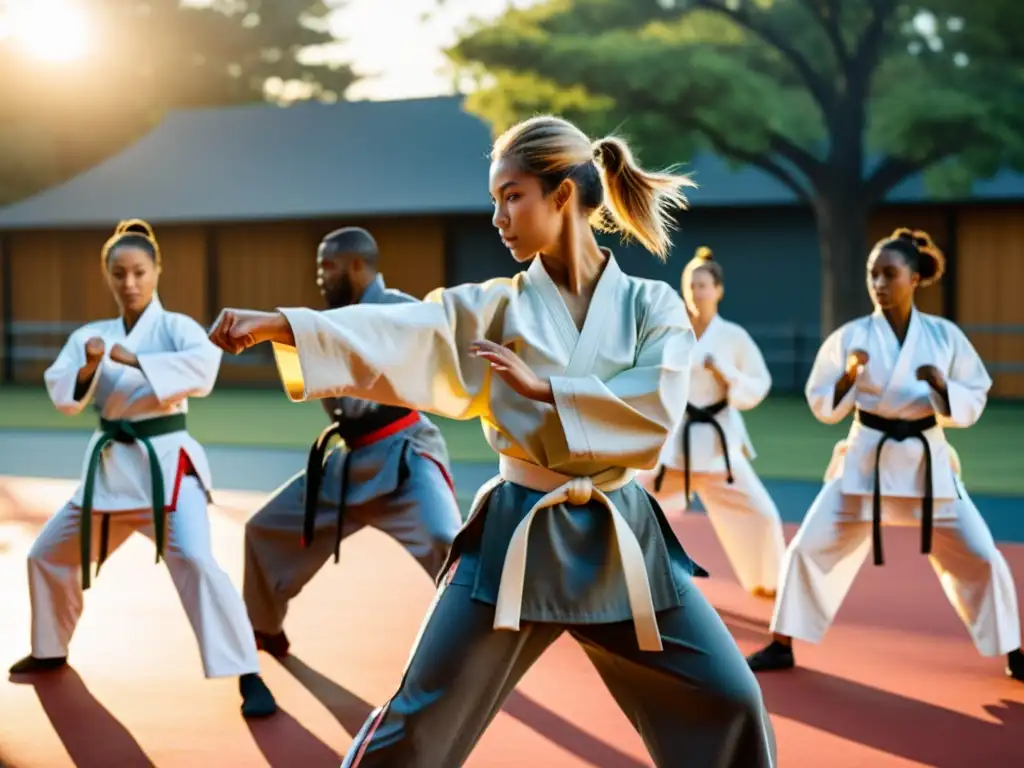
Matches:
[815,195,873,337]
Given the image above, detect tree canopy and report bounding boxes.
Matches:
[446,0,1024,330]
[0,0,357,203]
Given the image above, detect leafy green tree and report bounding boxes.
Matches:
[0,0,357,203]
[446,0,1024,331]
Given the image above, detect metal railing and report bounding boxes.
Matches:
[2,320,1022,390]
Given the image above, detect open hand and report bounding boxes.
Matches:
[915,364,945,390]
[83,337,105,363]
[470,339,552,403]
[846,349,869,377]
[208,309,289,355]
[109,343,137,367]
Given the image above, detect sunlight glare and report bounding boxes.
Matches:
[9,0,91,63]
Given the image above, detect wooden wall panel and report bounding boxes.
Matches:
[152,226,207,321]
[868,206,949,317]
[213,221,320,385]
[371,217,446,298]
[298,216,447,298]
[5,226,207,383]
[955,205,1024,398]
[209,216,447,385]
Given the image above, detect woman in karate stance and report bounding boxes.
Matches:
[9,220,278,717]
[747,228,1024,682]
[640,247,786,598]
[209,116,777,767]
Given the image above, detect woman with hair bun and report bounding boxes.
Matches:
[209,115,777,767]
[748,228,1024,683]
[640,245,786,600]
[8,219,279,718]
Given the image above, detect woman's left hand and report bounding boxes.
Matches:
[470,340,553,403]
[916,364,946,391]
[704,354,729,387]
[110,343,139,368]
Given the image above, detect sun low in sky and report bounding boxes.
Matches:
[0,0,537,99]
[1,0,92,63]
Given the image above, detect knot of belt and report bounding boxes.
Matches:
[80,413,187,590]
[653,399,732,504]
[493,456,662,652]
[856,409,938,566]
[302,410,420,563]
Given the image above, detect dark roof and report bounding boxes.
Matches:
[0,97,495,230]
[0,95,1021,230]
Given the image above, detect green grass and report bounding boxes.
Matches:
[1,385,1021,496]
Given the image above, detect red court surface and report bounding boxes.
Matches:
[1,475,1022,767]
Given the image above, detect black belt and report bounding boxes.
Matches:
[856,409,937,566]
[81,413,187,590]
[303,415,414,564]
[331,405,415,445]
[653,400,733,502]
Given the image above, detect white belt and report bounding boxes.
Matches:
[492,455,663,652]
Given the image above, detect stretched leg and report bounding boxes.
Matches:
[571,580,777,768]
[927,483,1022,673]
[360,450,461,579]
[140,476,276,717]
[14,502,134,671]
[748,480,872,671]
[145,477,260,677]
[341,561,563,767]
[693,457,787,595]
[243,453,365,639]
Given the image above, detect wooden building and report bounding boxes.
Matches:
[0,96,1022,395]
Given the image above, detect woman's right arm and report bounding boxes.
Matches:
[805,325,864,425]
[45,329,105,416]
[271,282,510,422]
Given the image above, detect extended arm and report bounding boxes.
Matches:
[271,284,508,421]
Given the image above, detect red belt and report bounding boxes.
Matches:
[347,410,421,449]
[303,409,422,559]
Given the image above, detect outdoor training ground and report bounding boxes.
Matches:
[1,386,1022,767]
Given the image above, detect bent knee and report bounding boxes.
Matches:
[715,667,767,723]
[26,534,66,567]
[168,545,220,575]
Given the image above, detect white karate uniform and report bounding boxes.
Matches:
[27,297,261,677]
[639,314,786,594]
[770,308,1021,657]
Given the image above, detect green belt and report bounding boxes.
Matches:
[80,413,187,590]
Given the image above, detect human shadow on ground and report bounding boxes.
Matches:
[13,667,154,767]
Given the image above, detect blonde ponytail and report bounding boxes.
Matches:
[591,137,696,261]
[492,116,696,261]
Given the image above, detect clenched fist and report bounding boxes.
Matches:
[915,364,945,391]
[109,343,138,367]
[208,308,291,355]
[84,337,105,363]
[846,349,869,377]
